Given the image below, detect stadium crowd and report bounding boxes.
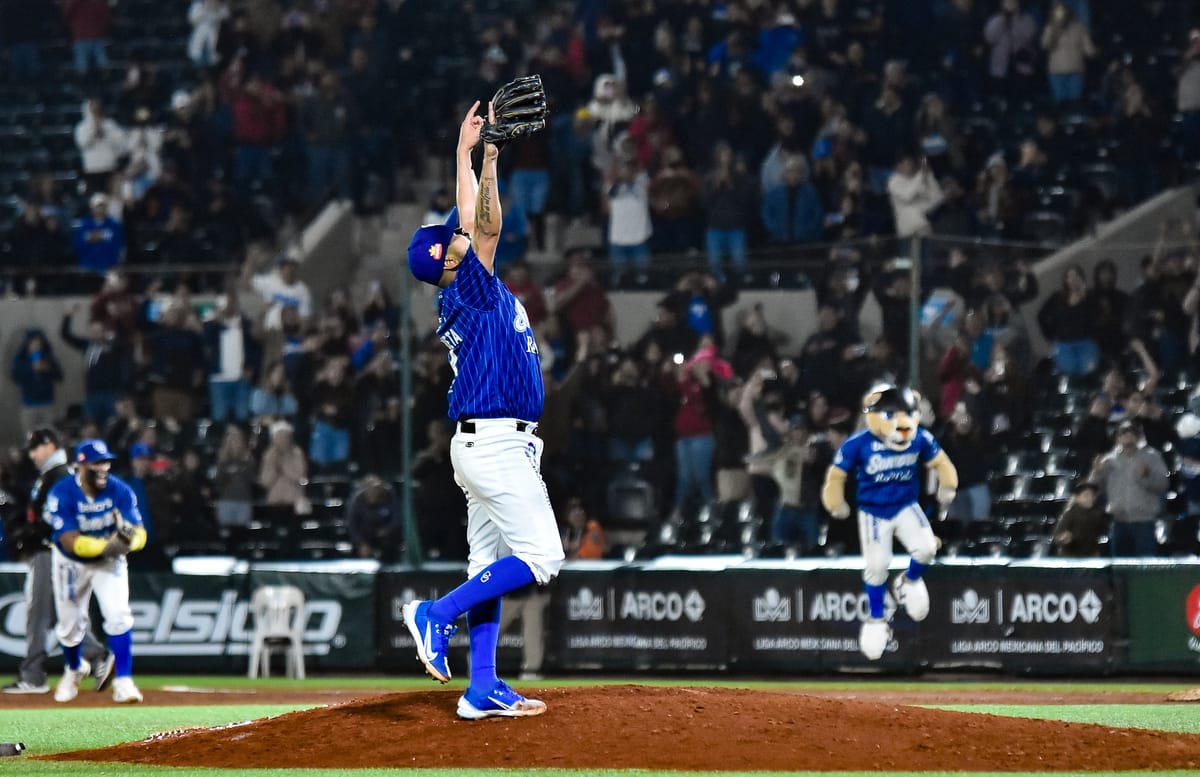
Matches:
[1,0,1200,565]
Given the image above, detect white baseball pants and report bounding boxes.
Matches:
[50,546,134,646]
[857,503,938,586]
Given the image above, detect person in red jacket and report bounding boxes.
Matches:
[61,0,112,76]
[220,58,287,192]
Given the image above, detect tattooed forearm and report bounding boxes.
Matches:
[478,174,494,230]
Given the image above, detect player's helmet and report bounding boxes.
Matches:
[862,384,922,451]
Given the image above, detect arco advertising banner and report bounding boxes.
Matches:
[548,568,727,670]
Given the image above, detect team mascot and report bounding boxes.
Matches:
[820,384,958,660]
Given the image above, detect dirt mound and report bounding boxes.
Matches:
[47,685,1200,772]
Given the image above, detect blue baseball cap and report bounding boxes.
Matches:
[76,438,117,464]
[407,209,461,286]
[130,442,152,459]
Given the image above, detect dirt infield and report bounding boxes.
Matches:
[44,684,1200,772]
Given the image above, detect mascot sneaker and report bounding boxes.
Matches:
[457,680,547,720]
[859,618,891,661]
[54,659,91,703]
[402,600,456,683]
[112,677,143,704]
[892,574,930,621]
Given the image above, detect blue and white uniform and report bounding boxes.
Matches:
[46,472,143,649]
[832,428,940,586]
[437,246,563,584]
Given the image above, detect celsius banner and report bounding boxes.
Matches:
[375,565,525,673]
[1121,564,1200,671]
[726,568,919,672]
[549,568,726,670]
[923,564,1115,673]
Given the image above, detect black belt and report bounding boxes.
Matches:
[457,420,536,434]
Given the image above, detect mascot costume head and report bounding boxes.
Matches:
[862,383,922,451]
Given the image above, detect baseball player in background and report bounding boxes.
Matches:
[2,429,112,694]
[402,95,563,720]
[47,438,147,703]
[821,385,958,660]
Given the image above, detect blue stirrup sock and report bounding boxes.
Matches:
[906,559,927,581]
[62,642,81,671]
[429,555,535,624]
[108,629,133,677]
[466,599,501,697]
[866,582,887,620]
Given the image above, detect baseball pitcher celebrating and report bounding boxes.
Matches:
[821,385,957,660]
[403,80,561,720]
[46,439,147,703]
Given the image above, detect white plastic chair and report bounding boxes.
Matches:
[247,585,307,679]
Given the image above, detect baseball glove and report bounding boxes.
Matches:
[113,508,138,544]
[481,74,547,149]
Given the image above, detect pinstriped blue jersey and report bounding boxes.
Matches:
[438,246,544,421]
[832,428,941,518]
[46,473,144,562]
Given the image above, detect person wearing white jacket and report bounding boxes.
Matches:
[887,153,944,238]
[187,0,229,67]
[74,100,127,194]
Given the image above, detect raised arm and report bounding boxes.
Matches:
[473,101,503,273]
[455,100,483,235]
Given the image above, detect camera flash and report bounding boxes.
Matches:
[673,353,685,365]
[791,74,805,87]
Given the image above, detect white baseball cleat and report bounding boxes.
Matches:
[892,574,930,621]
[54,659,92,703]
[112,677,143,704]
[859,618,891,660]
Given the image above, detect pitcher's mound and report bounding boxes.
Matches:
[47,685,1200,772]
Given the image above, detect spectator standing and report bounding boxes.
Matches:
[602,158,653,282]
[668,342,729,521]
[549,248,611,343]
[10,330,62,434]
[345,474,402,560]
[258,420,307,509]
[1177,30,1200,162]
[61,0,112,76]
[246,253,313,331]
[1041,1,1094,104]
[59,303,130,425]
[768,418,822,552]
[222,63,287,192]
[647,146,701,255]
[72,193,124,273]
[938,404,991,522]
[299,72,353,206]
[203,295,261,424]
[887,153,944,239]
[1037,264,1099,376]
[661,270,737,348]
[1090,419,1169,556]
[1092,259,1130,365]
[187,0,229,67]
[761,156,823,244]
[308,357,354,471]
[410,419,467,560]
[249,360,298,422]
[1112,82,1164,207]
[702,142,756,278]
[1051,481,1110,557]
[74,101,126,195]
[1,0,53,80]
[982,0,1038,98]
[212,424,255,527]
[142,303,205,425]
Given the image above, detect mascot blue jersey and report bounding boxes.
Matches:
[832,428,941,518]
